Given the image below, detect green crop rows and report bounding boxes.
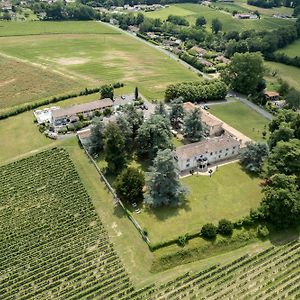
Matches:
[0,148,138,299]
[1,148,300,299]
[123,240,300,300]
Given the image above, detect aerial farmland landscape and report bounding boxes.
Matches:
[0,0,300,299]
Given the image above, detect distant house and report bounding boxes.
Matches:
[235,14,257,19]
[215,55,230,65]
[51,99,113,126]
[190,46,207,57]
[199,58,214,67]
[264,91,280,102]
[183,102,223,136]
[175,135,240,173]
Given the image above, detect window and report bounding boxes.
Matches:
[219,150,222,153]
[210,152,213,156]
[232,151,235,154]
[225,153,228,156]
[233,146,236,149]
[226,148,229,151]
[186,163,190,168]
[218,155,221,158]
[187,158,190,162]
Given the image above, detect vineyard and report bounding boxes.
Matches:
[0,148,138,299]
[1,147,300,299]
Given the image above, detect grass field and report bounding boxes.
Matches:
[276,38,300,58]
[265,61,300,91]
[145,3,294,32]
[134,163,262,244]
[0,55,80,109]
[0,21,199,109]
[209,101,269,141]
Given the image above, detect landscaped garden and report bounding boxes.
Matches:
[134,162,262,244]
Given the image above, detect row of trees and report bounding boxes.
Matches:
[165,80,228,102]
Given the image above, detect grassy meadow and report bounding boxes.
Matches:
[145,3,294,32]
[276,39,300,58]
[265,61,300,91]
[0,21,199,110]
[209,101,269,141]
[134,162,262,244]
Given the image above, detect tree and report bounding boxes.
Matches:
[196,16,206,27]
[104,122,126,174]
[121,104,144,140]
[83,117,105,156]
[116,114,133,153]
[267,139,300,185]
[286,88,300,109]
[145,149,188,207]
[154,101,168,119]
[136,114,173,159]
[169,97,185,129]
[222,52,264,95]
[217,219,233,236]
[136,12,144,25]
[268,123,294,149]
[260,174,300,227]
[135,86,139,100]
[211,18,222,34]
[100,84,114,99]
[183,108,203,142]
[240,142,269,173]
[114,167,145,204]
[201,223,217,239]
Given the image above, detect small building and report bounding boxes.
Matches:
[215,55,230,65]
[199,58,214,68]
[183,102,223,136]
[190,46,207,57]
[264,91,280,102]
[175,135,240,173]
[51,98,113,126]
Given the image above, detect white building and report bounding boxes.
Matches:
[175,135,240,173]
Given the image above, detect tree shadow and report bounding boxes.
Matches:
[268,224,300,246]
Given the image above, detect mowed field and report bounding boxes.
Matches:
[134,163,262,244]
[276,39,300,58]
[0,21,199,110]
[145,3,294,32]
[209,101,269,141]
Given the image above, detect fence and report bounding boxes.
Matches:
[79,137,150,244]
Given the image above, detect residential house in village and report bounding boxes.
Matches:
[175,134,240,173]
[183,102,223,136]
[190,46,207,57]
[264,91,280,102]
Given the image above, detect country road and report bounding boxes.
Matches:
[99,21,273,121]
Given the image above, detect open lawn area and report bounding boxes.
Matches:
[0,21,199,108]
[276,39,300,58]
[209,101,269,141]
[145,3,294,32]
[265,61,300,91]
[134,162,262,244]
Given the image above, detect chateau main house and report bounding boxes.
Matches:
[175,135,240,173]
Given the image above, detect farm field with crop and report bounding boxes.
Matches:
[276,39,300,58]
[145,3,294,32]
[209,101,269,141]
[134,162,262,244]
[0,21,199,110]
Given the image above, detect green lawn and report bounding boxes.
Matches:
[276,39,300,58]
[209,102,269,141]
[134,162,262,244]
[0,21,199,108]
[145,3,294,32]
[265,61,300,91]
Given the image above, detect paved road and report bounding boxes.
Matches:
[99,22,273,121]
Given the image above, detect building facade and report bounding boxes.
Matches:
[175,135,240,173]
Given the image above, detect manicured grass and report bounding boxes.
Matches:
[0,55,80,110]
[265,61,300,91]
[145,3,294,32]
[235,2,294,16]
[209,102,269,141]
[0,21,199,106]
[276,38,300,58]
[134,163,262,244]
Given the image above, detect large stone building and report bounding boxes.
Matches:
[183,102,223,136]
[175,135,240,173]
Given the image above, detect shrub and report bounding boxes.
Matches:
[218,219,233,236]
[201,223,217,239]
[103,107,113,117]
[177,235,188,247]
[67,124,75,131]
[257,225,269,238]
